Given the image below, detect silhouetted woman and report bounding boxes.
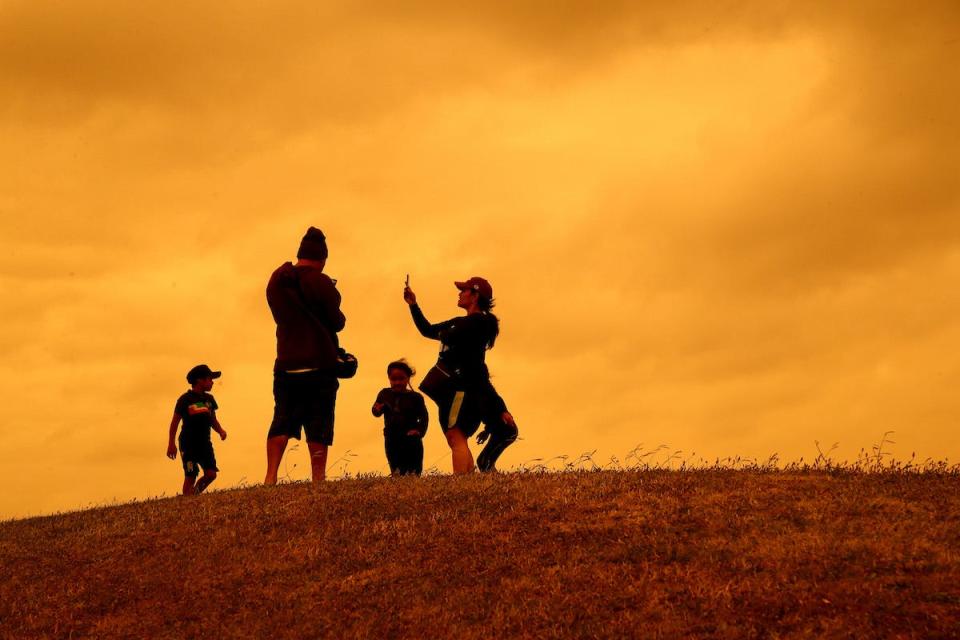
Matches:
[403,277,518,473]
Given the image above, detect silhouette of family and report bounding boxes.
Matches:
[166,227,518,494]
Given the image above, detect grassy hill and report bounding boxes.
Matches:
[2,469,960,639]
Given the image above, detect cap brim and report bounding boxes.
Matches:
[454,281,469,290]
[211,371,222,379]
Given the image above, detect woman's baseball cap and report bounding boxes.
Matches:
[455,277,493,299]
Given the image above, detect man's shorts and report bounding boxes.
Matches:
[179,437,218,478]
[268,370,339,445]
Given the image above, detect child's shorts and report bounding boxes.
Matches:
[179,437,218,478]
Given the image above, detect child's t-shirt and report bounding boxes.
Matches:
[373,389,428,438]
[174,390,218,442]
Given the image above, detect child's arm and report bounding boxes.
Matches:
[372,389,389,417]
[167,413,181,459]
[407,395,428,437]
[212,415,227,441]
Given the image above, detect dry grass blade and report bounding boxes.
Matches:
[2,437,959,638]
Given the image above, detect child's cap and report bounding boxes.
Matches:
[187,364,221,384]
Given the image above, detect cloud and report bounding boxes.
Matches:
[2,0,960,516]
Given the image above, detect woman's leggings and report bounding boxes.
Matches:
[476,417,519,472]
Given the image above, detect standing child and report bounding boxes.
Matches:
[372,360,428,476]
[167,364,228,495]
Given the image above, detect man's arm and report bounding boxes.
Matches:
[303,273,346,332]
[167,414,180,459]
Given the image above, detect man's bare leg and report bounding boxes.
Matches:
[307,442,328,484]
[265,435,290,485]
[182,476,196,496]
[445,428,475,474]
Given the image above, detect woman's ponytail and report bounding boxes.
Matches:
[477,296,500,349]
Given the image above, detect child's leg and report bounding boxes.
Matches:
[180,450,199,495]
[395,437,416,476]
[385,438,401,475]
[407,436,424,476]
[194,469,218,494]
[189,443,219,494]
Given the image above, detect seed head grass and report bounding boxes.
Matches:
[2,438,959,639]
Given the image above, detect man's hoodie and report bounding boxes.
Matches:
[266,262,346,373]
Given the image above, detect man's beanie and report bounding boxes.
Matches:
[297,227,328,260]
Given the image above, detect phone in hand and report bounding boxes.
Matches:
[405,274,410,288]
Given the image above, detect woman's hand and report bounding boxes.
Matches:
[166,442,177,459]
[403,286,417,305]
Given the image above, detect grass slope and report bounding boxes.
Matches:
[2,470,960,639]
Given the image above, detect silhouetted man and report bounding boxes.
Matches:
[265,227,345,484]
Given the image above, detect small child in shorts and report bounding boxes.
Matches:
[372,360,428,476]
[167,364,227,495]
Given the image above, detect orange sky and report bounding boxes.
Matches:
[2,1,959,519]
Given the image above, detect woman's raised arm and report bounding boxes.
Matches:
[405,285,443,339]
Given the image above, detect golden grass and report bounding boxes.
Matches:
[2,463,960,638]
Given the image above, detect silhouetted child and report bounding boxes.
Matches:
[167,364,227,495]
[372,360,428,475]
